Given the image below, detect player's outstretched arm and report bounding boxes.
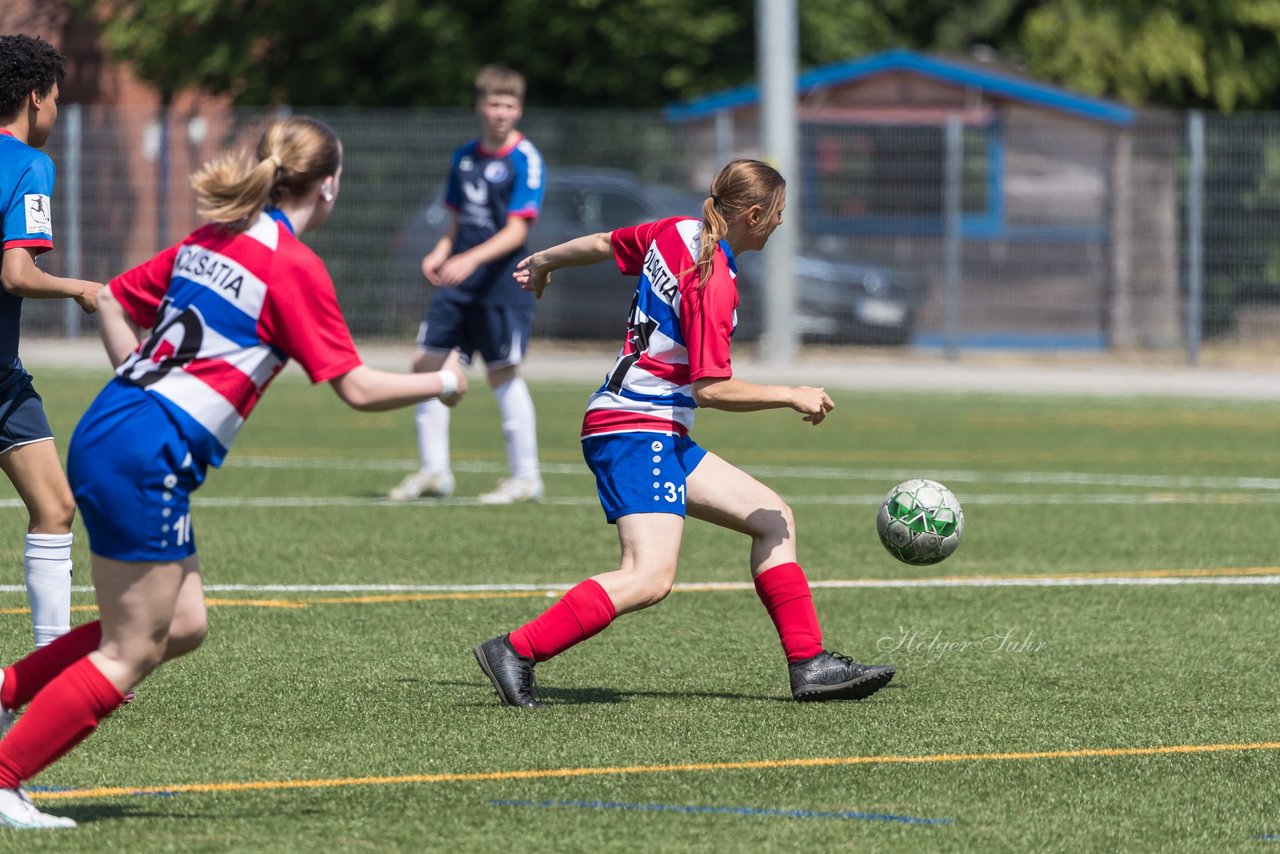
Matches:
[514,232,612,299]
[329,354,468,412]
[1,247,102,312]
[692,377,835,425]
[96,286,145,367]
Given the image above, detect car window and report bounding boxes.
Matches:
[598,190,651,228]
[539,186,583,225]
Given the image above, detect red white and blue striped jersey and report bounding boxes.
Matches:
[110,209,363,467]
[581,217,738,439]
[0,129,56,373]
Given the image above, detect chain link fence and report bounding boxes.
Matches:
[20,105,1277,361]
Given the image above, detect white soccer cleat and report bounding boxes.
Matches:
[388,470,455,501]
[0,787,75,829]
[477,477,544,505]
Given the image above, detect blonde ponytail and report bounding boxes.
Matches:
[191,115,342,231]
[695,159,786,288]
[695,195,730,289]
[191,154,278,228]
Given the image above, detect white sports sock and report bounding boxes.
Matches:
[415,398,451,475]
[493,376,540,481]
[24,532,73,648]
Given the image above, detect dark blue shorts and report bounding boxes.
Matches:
[417,296,533,368]
[68,381,206,563]
[581,433,708,523]
[0,371,54,454]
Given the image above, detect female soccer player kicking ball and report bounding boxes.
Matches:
[474,159,895,708]
[0,115,466,829]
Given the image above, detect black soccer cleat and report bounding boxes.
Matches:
[473,635,544,708]
[788,650,895,702]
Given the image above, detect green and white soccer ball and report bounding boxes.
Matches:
[876,478,965,565]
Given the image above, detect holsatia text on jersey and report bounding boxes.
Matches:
[174,245,248,299]
[643,245,679,303]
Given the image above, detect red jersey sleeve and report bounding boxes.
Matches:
[611,217,682,276]
[681,254,737,382]
[257,244,363,383]
[108,242,182,329]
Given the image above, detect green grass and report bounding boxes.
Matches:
[2,368,1280,851]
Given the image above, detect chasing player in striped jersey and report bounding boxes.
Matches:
[474,159,896,708]
[0,116,466,829]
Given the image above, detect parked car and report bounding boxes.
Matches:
[389,167,915,344]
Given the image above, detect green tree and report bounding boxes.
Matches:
[801,0,1280,111]
[75,0,1280,110]
[1021,0,1280,110]
[73,0,753,107]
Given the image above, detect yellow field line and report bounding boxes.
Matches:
[0,591,558,615]
[307,591,560,606]
[31,741,1280,802]
[1,566,1276,614]
[0,599,313,615]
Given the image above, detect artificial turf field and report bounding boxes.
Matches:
[1,367,1279,851]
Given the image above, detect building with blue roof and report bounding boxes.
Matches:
[666,49,1178,350]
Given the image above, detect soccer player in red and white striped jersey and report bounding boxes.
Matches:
[0,116,467,829]
[474,159,896,709]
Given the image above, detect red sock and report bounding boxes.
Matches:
[1,621,102,710]
[754,563,824,663]
[508,579,617,662]
[0,656,124,788]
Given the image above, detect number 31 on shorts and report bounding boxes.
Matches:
[662,482,685,505]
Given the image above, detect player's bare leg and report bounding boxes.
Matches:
[686,452,796,576]
[686,453,895,701]
[89,554,204,693]
[591,513,684,614]
[0,440,75,647]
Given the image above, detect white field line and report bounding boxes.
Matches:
[10,574,1280,596]
[228,456,1280,492]
[0,492,1275,512]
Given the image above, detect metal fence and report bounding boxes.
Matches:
[21,105,1280,361]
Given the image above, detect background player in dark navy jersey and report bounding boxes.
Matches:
[473,160,895,709]
[0,116,467,829]
[0,35,104,652]
[389,65,546,505]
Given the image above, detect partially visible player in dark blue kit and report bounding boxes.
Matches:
[389,64,546,505]
[0,35,103,651]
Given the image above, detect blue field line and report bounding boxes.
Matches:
[1259,833,1280,841]
[490,799,951,826]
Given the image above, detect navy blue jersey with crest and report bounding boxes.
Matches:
[0,129,56,376]
[440,133,544,306]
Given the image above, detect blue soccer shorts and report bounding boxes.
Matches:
[581,432,709,523]
[417,297,533,369]
[68,381,207,562]
[0,371,54,454]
